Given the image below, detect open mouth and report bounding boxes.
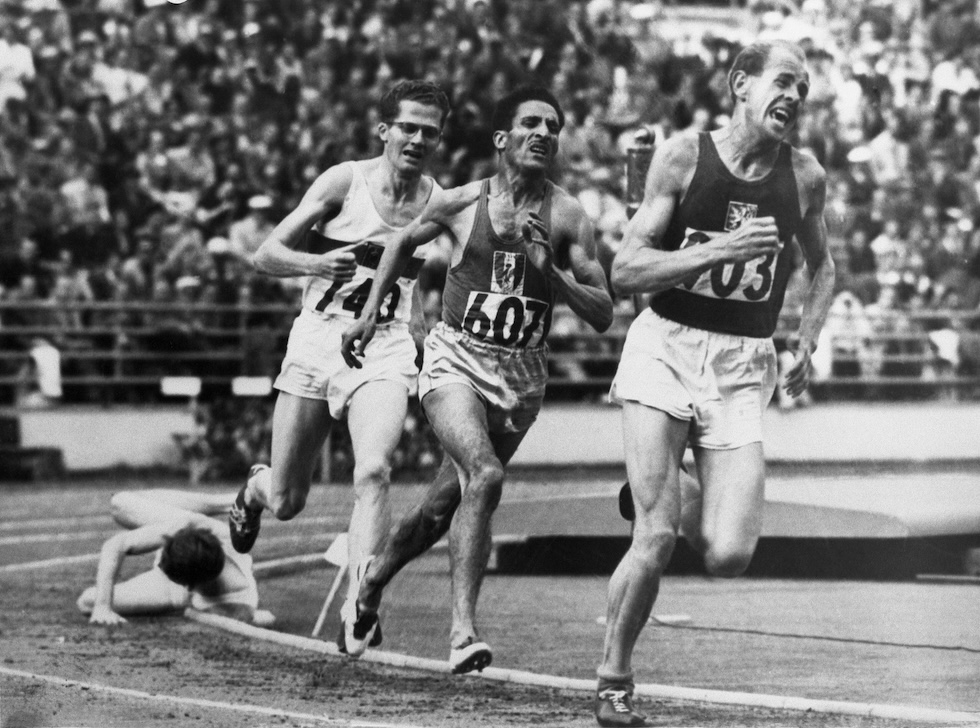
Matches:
[769,107,793,126]
[528,141,550,157]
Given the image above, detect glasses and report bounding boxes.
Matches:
[390,121,442,141]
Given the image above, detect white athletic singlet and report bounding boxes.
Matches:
[301,160,435,326]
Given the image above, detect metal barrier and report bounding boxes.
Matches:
[0,301,977,402]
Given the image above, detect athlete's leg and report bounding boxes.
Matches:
[343,380,410,606]
[422,384,527,650]
[358,453,461,613]
[677,466,706,554]
[598,402,689,683]
[110,490,236,530]
[245,392,334,520]
[76,568,189,616]
[691,443,765,577]
[230,392,334,553]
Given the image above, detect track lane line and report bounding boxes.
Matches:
[0,514,111,531]
[0,665,434,728]
[186,610,980,725]
[0,532,346,573]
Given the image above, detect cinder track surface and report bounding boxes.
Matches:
[1,473,977,727]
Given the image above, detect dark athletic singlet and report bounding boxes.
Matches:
[441,179,555,349]
[649,132,803,338]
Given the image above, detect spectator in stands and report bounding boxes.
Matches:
[0,237,48,293]
[165,119,217,201]
[3,272,63,406]
[228,194,276,259]
[0,17,35,110]
[0,0,976,418]
[867,108,912,192]
[56,162,114,267]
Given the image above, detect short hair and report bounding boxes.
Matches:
[378,80,451,126]
[727,40,807,102]
[491,86,565,134]
[158,526,225,587]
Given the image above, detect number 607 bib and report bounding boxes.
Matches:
[461,291,551,348]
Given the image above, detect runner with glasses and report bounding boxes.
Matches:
[227,81,450,653]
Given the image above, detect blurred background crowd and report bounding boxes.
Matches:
[1,0,979,476]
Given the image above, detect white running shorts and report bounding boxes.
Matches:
[419,322,548,434]
[275,307,419,420]
[610,309,777,449]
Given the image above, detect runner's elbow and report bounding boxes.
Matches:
[590,305,614,333]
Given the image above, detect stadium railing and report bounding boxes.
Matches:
[0,301,977,403]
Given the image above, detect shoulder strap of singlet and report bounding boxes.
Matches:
[698,132,723,173]
[463,178,492,248]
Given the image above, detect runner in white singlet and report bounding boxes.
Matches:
[226,81,450,652]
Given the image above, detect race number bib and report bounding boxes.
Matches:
[306,240,423,323]
[461,291,550,348]
[676,200,777,302]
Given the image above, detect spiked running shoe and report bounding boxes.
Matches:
[339,601,381,657]
[228,464,268,554]
[449,639,492,674]
[595,685,647,727]
[337,606,382,656]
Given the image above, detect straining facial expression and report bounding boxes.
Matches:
[730,42,810,140]
[497,99,562,172]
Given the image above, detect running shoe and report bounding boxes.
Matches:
[228,464,268,554]
[595,684,647,727]
[339,558,381,656]
[336,605,382,656]
[449,638,492,674]
[337,605,381,657]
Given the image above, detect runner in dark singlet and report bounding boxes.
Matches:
[596,40,836,726]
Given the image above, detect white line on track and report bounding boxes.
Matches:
[0,514,111,531]
[0,530,115,546]
[186,611,980,726]
[0,554,100,573]
[0,665,434,728]
[0,532,344,573]
[4,526,345,550]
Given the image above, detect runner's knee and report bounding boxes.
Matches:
[704,543,754,577]
[352,455,392,498]
[267,489,306,520]
[629,522,677,570]
[464,460,504,506]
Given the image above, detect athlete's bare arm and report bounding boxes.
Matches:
[340,184,479,366]
[88,514,199,625]
[784,151,836,397]
[250,165,357,281]
[526,190,613,332]
[611,136,783,297]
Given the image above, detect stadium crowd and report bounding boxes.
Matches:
[1,0,980,473]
